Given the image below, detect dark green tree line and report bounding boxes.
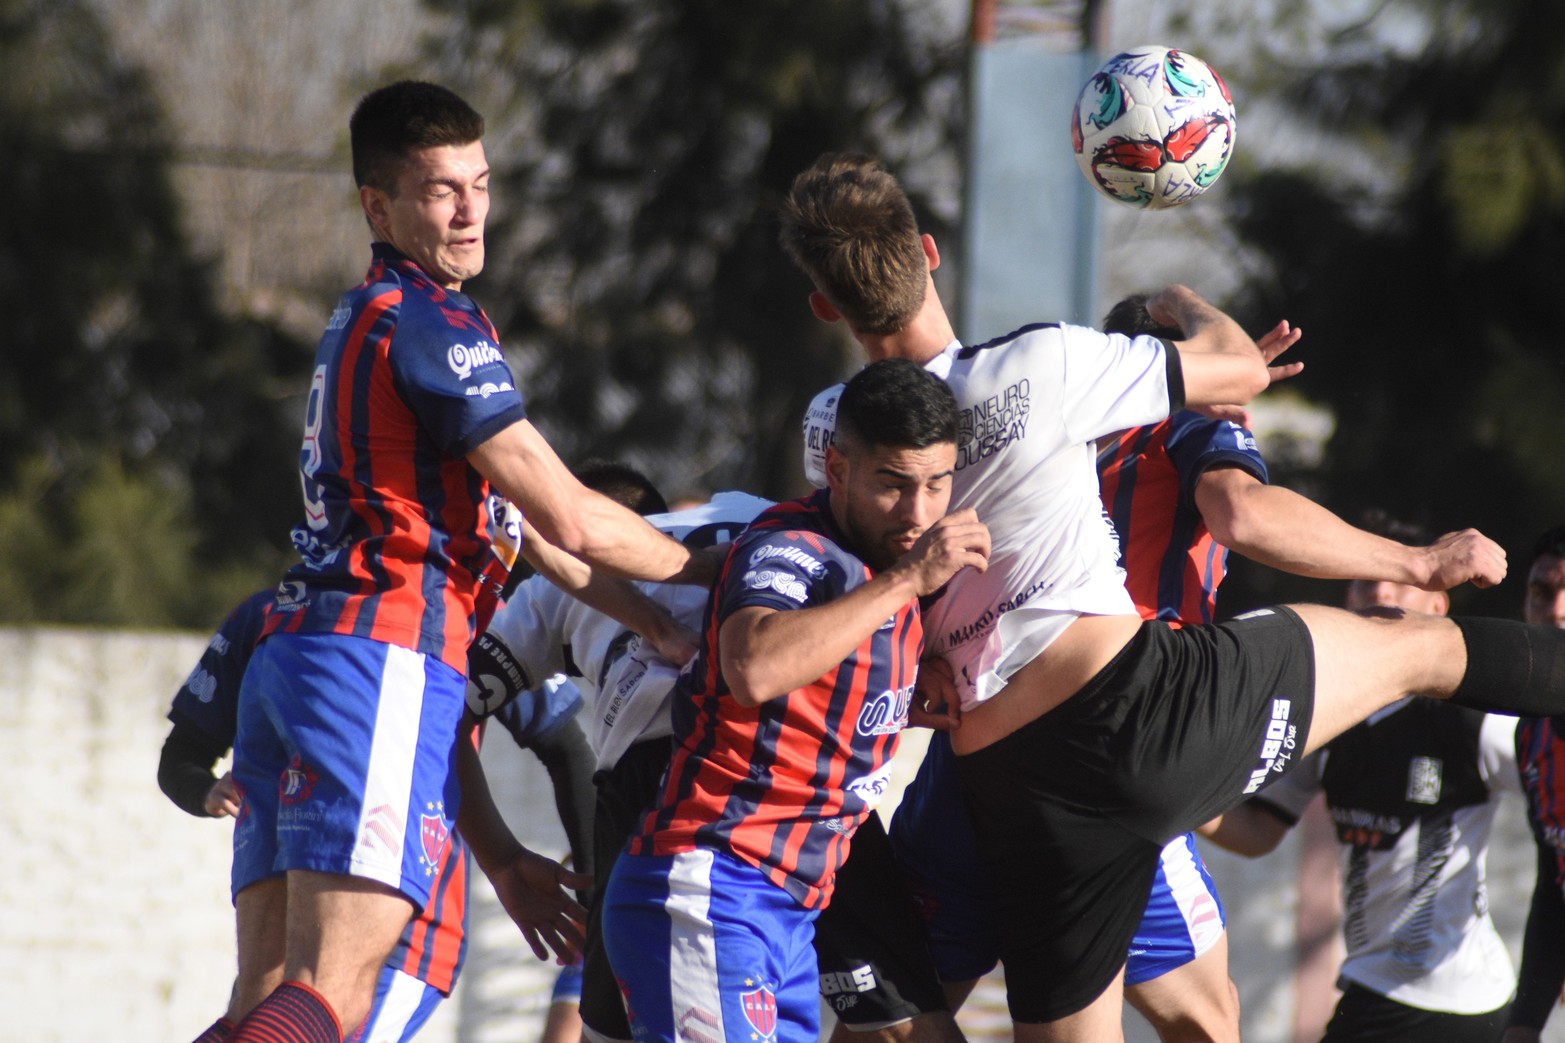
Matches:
[1,0,310,625]
[419,0,966,499]
[1217,0,1565,618]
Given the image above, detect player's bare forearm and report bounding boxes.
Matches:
[1197,471,1505,590]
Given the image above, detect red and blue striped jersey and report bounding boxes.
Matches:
[630,490,921,910]
[177,589,468,992]
[1097,411,1267,625]
[1518,717,1565,889]
[265,243,527,671]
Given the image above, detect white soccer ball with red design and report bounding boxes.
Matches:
[1071,46,1237,210]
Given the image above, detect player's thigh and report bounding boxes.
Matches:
[1012,969,1128,1043]
[1123,939,1238,1043]
[232,876,288,1018]
[603,849,819,1043]
[357,967,446,1043]
[815,815,948,1033]
[1287,604,1466,756]
[283,868,417,1025]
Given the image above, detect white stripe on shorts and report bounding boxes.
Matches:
[360,968,429,1043]
[353,643,426,888]
[1161,836,1224,956]
[665,849,727,1043]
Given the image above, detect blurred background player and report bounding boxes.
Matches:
[1502,525,1565,1043]
[1201,512,1518,1043]
[162,586,597,1043]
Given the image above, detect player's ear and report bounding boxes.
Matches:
[824,445,850,494]
[809,291,842,324]
[360,184,391,235]
[921,233,940,271]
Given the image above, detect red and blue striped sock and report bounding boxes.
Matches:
[228,981,342,1043]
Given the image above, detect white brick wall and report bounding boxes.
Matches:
[2,627,1557,1042]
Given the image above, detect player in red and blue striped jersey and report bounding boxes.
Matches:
[165,587,594,1043]
[602,360,989,1043]
[225,81,709,1043]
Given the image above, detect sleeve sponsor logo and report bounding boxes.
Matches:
[447,340,507,380]
[465,380,516,398]
[748,544,827,577]
[184,667,219,704]
[742,569,808,603]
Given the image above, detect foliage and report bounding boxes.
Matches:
[1215,0,1565,619]
[0,0,308,625]
[420,0,965,498]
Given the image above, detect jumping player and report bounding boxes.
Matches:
[779,151,1565,1042]
[600,360,990,1043]
[224,81,712,1043]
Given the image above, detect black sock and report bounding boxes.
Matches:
[1449,616,1565,716]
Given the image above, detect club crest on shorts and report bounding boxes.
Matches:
[420,802,450,874]
[280,755,318,806]
[740,980,778,1040]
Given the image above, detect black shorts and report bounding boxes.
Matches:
[957,608,1316,1023]
[813,812,949,1030]
[1321,981,1507,1043]
[581,738,672,1042]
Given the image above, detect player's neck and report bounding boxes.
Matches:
[856,292,955,366]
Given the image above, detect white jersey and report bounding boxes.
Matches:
[802,324,1176,707]
[482,491,772,771]
[1254,705,1519,1014]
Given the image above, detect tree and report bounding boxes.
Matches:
[1209,0,1565,618]
[0,0,310,625]
[419,0,965,498]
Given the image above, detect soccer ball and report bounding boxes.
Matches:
[1071,46,1236,210]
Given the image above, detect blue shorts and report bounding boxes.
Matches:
[888,733,1225,986]
[602,849,820,1043]
[357,966,447,1043]
[553,958,585,1005]
[231,632,466,909]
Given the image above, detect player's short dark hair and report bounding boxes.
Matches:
[779,153,928,336]
[349,81,485,192]
[1357,509,1432,547]
[836,358,958,455]
[1532,525,1565,566]
[574,459,669,517]
[1102,294,1181,340]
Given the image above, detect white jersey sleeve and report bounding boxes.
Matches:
[1478,713,1520,795]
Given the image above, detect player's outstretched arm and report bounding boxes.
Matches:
[1150,286,1270,411]
[470,420,715,586]
[721,510,989,706]
[1195,800,1291,858]
[1195,469,1506,591]
[454,719,592,963]
[518,517,703,666]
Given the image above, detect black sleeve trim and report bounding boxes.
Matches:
[158,721,227,818]
[1161,337,1186,414]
